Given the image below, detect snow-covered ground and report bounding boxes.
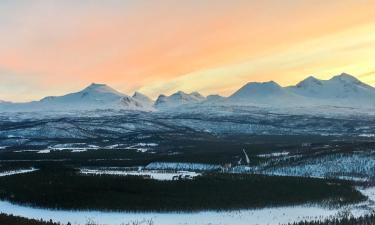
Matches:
[80,168,200,181]
[146,162,222,171]
[124,143,158,153]
[257,152,289,158]
[260,151,375,181]
[0,187,374,225]
[0,168,38,177]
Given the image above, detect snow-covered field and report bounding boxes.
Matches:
[1,187,374,225]
[80,168,200,181]
[0,168,38,177]
[146,162,223,171]
[260,151,375,181]
[257,152,290,158]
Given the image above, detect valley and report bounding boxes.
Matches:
[0,110,375,224]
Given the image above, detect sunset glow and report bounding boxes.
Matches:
[1,0,375,102]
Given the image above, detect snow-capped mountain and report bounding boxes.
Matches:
[226,81,304,106]
[220,73,375,108]
[287,73,375,107]
[40,83,125,104]
[0,83,153,112]
[155,91,206,108]
[1,73,374,113]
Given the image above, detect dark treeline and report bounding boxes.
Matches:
[285,214,375,225]
[1,135,374,170]
[0,167,365,211]
[0,213,62,225]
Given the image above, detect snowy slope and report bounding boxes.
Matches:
[226,81,305,106]
[220,73,375,109]
[287,73,375,107]
[155,91,206,108]
[132,92,154,107]
[1,73,375,113]
[0,83,153,112]
[40,83,125,104]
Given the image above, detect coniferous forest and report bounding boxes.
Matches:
[0,166,365,211]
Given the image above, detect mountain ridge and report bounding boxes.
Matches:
[1,73,374,111]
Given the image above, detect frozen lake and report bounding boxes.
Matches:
[1,187,374,225]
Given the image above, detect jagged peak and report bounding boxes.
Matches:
[132,91,150,99]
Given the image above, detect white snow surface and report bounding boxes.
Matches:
[260,151,375,181]
[1,73,375,113]
[80,169,200,181]
[146,162,222,171]
[0,83,154,112]
[0,168,38,177]
[257,152,290,158]
[224,73,375,108]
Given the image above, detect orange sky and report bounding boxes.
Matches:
[1,0,375,102]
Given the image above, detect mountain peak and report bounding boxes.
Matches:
[229,81,285,102]
[132,91,147,98]
[81,83,125,96]
[242,81,282,90]
[296,76,322,88]
[175,91,187,95]
[330,73,359,83]
[89,82,106,87]
[243,81,282,90]
[85,83,109,90]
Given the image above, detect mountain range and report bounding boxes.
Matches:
[1,73,374,112]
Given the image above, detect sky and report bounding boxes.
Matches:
[1,0,375,102]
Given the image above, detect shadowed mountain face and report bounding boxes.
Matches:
[155,91,206,108]
[0,73,375,112]
[132,92,154,105]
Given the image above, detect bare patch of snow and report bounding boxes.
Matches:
[37,149,51,154]
[146,162,222,171]
[257,151,289,158]
[80,169,200,181]
[0,168,38,177]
